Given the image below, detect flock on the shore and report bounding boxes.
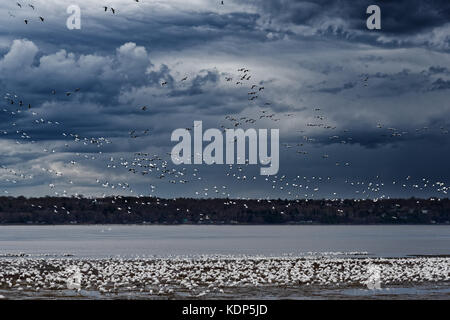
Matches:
[0,255,448,298]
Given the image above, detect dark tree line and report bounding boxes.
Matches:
[0,196,448,225]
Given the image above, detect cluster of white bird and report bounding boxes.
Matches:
[0,255,448,298]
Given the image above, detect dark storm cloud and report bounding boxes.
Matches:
[430,78,450,91]
[0,0,448,199]
[316,81,356,94]
[255,0,450,49]
[313,128,450,149]
[307,67,449,98]
[0,38,252,145]
[257,0,450,34]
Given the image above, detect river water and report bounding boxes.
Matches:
[0,225,448,258]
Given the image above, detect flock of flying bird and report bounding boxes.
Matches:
[1,64,449,217]
[10,1,149,23]
[9,2,44,23]
[9,0,227,24]
[0,1,449,217]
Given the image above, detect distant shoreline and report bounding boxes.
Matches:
[0,222,449,226]
[0,196,449,225]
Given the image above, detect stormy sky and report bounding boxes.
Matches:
[0,0,449,199]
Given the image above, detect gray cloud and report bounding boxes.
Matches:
[0,0,449,199]
[430,78,450,91]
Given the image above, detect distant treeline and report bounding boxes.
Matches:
[0,196,449,225]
